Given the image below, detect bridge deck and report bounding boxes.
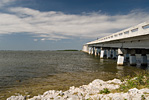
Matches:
[87,21,149,49]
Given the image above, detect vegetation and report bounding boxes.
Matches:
[117,71,149,92]
[100,88,110,94]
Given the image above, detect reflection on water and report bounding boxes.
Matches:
[0,51,148,99]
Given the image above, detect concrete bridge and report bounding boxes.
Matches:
[82,21,149,66]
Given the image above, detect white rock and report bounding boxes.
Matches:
[7,95,25,100]
[85,93,90,100]
[6,78,149,100]
[140,88,149,93]
[107,78,122,84]
[67,95,79,100]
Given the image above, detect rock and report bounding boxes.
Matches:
[59,90,64,96]
[85,93,90,100]
[107,78,122,84]
[140,88,149,93]
[7,95,25,100]
[6,78,149,100]
[67,95,79,100]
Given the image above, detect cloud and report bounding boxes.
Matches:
[0,0,16,8]
[0,7,149,40]
[33,39,38,41]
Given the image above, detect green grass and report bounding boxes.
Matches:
[100,88,110,94]
[117,71,149,92]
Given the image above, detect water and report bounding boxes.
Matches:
[0,51,147,99]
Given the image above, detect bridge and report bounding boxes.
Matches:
[82,21,149,66]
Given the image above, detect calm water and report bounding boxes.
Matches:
[0,51,148,99]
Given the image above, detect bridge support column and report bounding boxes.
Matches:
[98,49,101,56]
[104,50,107,58]
[124,54,129,62]
[141,54,147,66]
[112,49,116,59]
[95,48,99,56]
[91,47,95,55]
[117,48,125,66]
[88,47,91,54]
[117,54,124,66]
[125,54,129,60]
[107,50,111,59]
[129,54,136,66]
[100,49,105,59]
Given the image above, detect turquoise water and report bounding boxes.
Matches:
[0,51,147,99]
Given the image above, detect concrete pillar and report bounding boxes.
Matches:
[107,50,111,59]
[95,48,97,56]
[97,49,100,56]
[95,48,99,56]
[117,54,124,66]
[92,47,95,55]
[124,54,129,60]
[141,54,147,66]
[100,50,105,59]
[129,54,136,66]
[104,50,107,58]
[117,48,125,66]
[112,50,116,59]
[89,47,91,54]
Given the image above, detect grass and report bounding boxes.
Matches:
[100,88,110,94]
[117,71,149,92]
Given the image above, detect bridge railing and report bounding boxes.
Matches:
[87,21,149,45]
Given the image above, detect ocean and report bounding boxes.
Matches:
[0,51,147,99]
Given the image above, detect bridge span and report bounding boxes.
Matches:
[82,21,149,66]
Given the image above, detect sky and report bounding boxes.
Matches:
[0,0,149,50]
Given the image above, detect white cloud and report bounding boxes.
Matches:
[41,38,45,41]
[0,0,16,8]
[0,7,149,40]
[33,39,38,41]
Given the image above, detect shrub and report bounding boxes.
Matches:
[100,88,110,94]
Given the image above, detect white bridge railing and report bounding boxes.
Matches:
[87,21,149,45]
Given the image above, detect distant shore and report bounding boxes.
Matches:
[57,49,79,51]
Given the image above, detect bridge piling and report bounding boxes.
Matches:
[141,54,147,66]
[95,48,99,56]
[129,54,137,66]
[88,47,91,54]
[117,54,124,66]
[117,48,125,66]
[124,54,129,61]
[100,48,105,59]
[112,49,117,59]
[107,49,111,59]
[129,50,137,66]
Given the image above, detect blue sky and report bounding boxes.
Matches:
[0,0,149,50]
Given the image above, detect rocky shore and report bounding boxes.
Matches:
[7,78,149,100]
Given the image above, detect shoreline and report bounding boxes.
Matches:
[7,77,149,100]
